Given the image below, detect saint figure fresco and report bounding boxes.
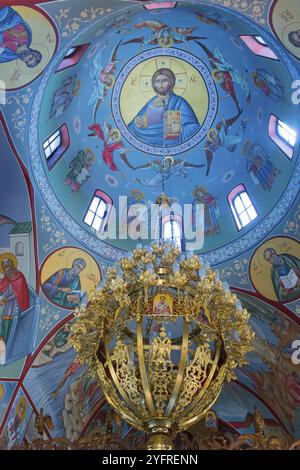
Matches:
[128,68,200,146]
[252,69,285,102]
[244,141,281,191]
[42,258,86,309]
[192,186,220,236]
[0,255,29,365]
[0,6,42,67]
[263,248,300,302]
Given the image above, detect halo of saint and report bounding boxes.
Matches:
[117,53,210,151]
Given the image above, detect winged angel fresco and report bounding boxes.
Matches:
[122,20,206,48]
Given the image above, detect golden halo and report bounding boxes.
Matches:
[192,185,207,197]
[205,410,217,422]
[164,156,174,167]
[130,189,144,199]
[212,70,223,83]
[207,128,219,142]
[0,384,5,401]
[66,253,90,274]
[85,147,95,161]
[15,397,27,424]
[158,36,174,48]
[255,239,290,271]
[0,253,18,274]
[105,74,115,89]
[110,128,121,142]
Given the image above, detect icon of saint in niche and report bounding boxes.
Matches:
[128,68,200,147]
[0,6,42,67]
[153,295,172,315]
[263,248,300,302]
[42,258,86,309]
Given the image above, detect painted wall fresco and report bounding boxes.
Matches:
[0,6,57,90]
[215,381,291,440]
[0,125,38,367]
[250,236,300,303]
[40,246,101,310]
[237,293,300,436]
[0,381,17,429]
[269,0,300,61]
[23,319,103,440]
[0,387,32,448]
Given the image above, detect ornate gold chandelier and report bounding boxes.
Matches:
[71,242,254,450]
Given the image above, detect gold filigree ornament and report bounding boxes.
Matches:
[71,242,254,449]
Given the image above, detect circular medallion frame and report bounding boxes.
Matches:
[112,48,218,155]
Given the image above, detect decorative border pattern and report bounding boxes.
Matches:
[28,4,300,264]
[209,0,269,24]
[5,87,33,142]
[112,48,218,155]
[54,6,113,38]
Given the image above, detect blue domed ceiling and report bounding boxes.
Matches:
[31,2,300,260]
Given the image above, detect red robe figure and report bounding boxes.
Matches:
[88,121,141,175]
[0,256,29,365]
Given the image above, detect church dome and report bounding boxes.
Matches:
[31,1,299,262]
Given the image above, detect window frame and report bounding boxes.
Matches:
[43,124,70,171]
[228,184,258,231]
[83,190,113,234]
[239,35,278,60]
[56,43,90,72]
[143,2,177,10]
[15,241,24,257]
[268,114,296,160]
[162,212,182,249]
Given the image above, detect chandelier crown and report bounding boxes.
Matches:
[71,242,254,449]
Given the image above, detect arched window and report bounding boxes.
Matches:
[254,36,267,46]
[239,35,278,60]
[269,114,296,159]
[15,242,24,257]
[43,124,70,170]
[143,2,177,10]
[56,44,90,72]
[228,184,258,231]
[162,212,182,249]
[84,190,113,233]
[64,47,77,58]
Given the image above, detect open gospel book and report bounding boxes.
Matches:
[280,269,298,290]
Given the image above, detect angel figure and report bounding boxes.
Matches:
[122,20,206,48]
[88,40,121,121]
[134,155,205,187]
[204,112,247,175]
[88,121,146,176]
[196,42,250,112]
